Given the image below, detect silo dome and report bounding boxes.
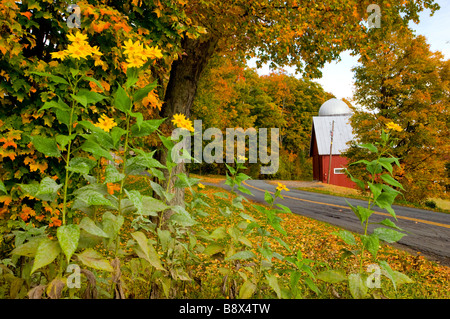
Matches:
[318,98,352,116]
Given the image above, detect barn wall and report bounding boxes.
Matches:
[312,138,321,181]
[320,155,355,188]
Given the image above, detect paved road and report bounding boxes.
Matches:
[213,179,450,265]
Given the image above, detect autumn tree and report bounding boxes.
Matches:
[345,29,450,203]
[191,56,334,179]
[190,55,284,176]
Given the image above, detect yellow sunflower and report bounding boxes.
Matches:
[94,114,117,132]
[276,182,289,192]
[386,122,402,132]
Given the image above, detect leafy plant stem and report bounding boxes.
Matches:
[61,82,79,226]
[115,112,131,258]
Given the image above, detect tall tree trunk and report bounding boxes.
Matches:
[159,36,218,221]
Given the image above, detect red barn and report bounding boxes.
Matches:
[309,98,355,188]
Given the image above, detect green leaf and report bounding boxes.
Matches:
[124,189,143,214]
[133,81,157,102]
[239,280,256,299]
[0,180,7,194]
[77,248,113,272]
[19,182,39,197]
[174,173,200,188]
[57,224,80,263]
[104,164,125,184]
[274,236,290,252]
[38,99,70,112]
[239,212,256,222]
[114,84,131,113]
[237,185,253,195]
[134,150,166,169]
[11,237,44,257]
[77,89,107,105]
[392,271,414,285]
[380,174,404,190]
[225,250,256,261]
[203,243,223,255]
[131,118,165,137]
[373,227,405,243]
[170,206,196,227]
[31,71,68,85]
[345,200,362,221]
[348,273,368,299]
[157,229,172,252]
[333,230,357,246]
[378,260,397,290]
[348,173,365,190]
[377,218,404,231]
[361,233,379,258]
[102,211,124,240]
[275,203,292,214]
[264,191,273,204]
[356,206,374,224]
[209,226,227,240]
[316,269,347,283]
[131,231,165,270]
[80,139,113,160]
[360,143,378,153]
[110,126,127,148]
[125,67,139,88]
[368,182,382,201]
[68,157,97,175]
[265,273,281,299]
[79,216,109,238]
[35,177,62,202]
[128,110,143,129]
[142,196,169,213]
[55,134,76,150]
[29,135,61,157]
[55,109,71,128]
[149,180,173,202]
[213,192,229,199]
[31,238,61,274]
[225,163,236,175]
[71,93,88,107]
[374,185,401,213]
[77,189,113,207]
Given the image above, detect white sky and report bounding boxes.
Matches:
[248,0,450,102]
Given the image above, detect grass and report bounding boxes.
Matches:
[124,174,449,299]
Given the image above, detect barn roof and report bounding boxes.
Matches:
[310,115,355,156]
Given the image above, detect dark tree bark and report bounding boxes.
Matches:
[159,35,218,220]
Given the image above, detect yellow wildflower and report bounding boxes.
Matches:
[144,45,163,59]
[171,113,194,132]
[94,114,117,132]
[50,50,69,60]
[126,56,146,69]
[122,39,163,69]
[67,31,88,44]
[198,183,205,189]
[386,122,402,132]
[89,45,103,57]
[276,182,289,192]
[66,41,92,60]
[172,113,187,127]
